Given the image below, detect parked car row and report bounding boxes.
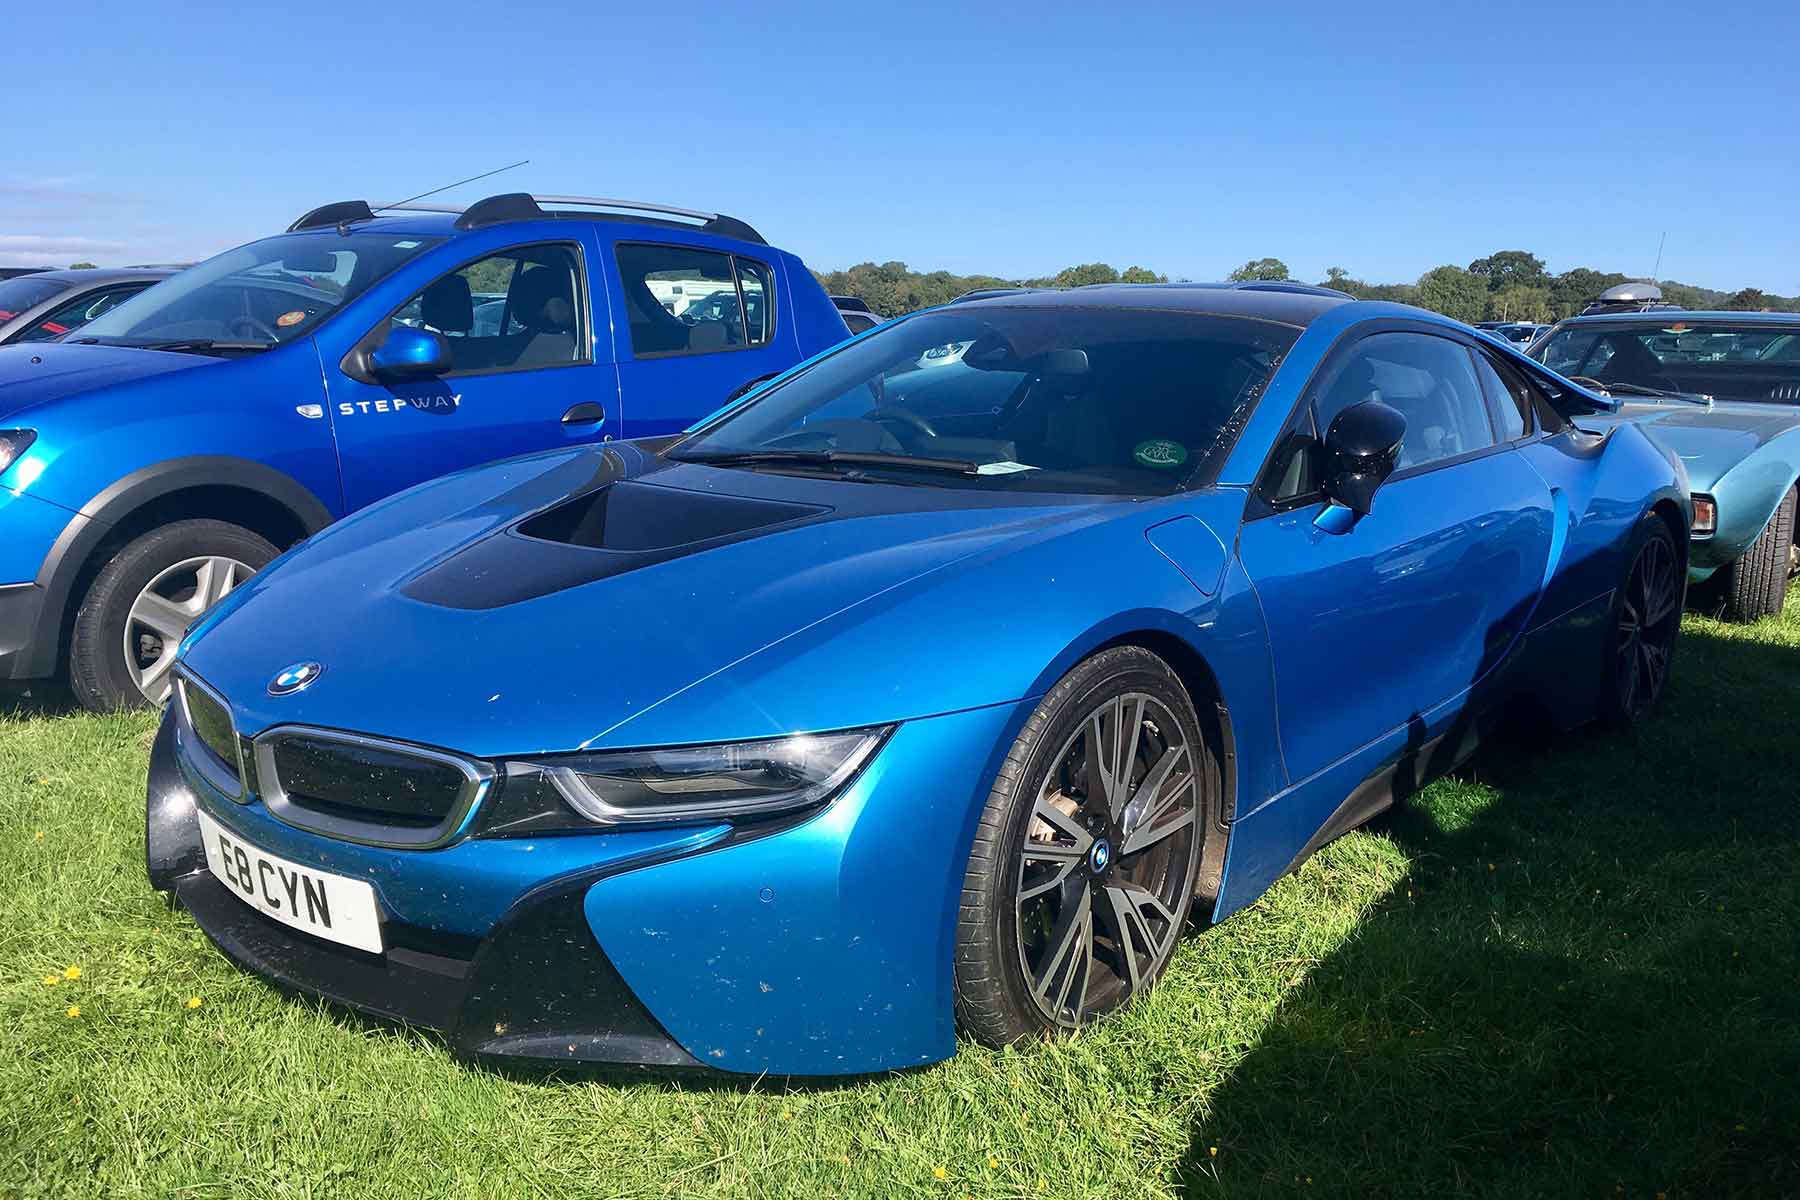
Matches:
[0,193,850,709]
[5,201,1795,1079]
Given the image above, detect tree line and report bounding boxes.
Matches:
[814,251,1799,322]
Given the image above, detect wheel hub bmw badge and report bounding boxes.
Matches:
[1090,839,1112,873]
[268,661,323,696]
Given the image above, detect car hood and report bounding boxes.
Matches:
[1578,399,1800,491]
[0,341,220,424]
[180,442,1127,757]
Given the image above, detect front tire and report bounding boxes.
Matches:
[954,646,1215,1047]
[1725,487,1796,622]
[69,519,276,712]
[1601,512,1683,728]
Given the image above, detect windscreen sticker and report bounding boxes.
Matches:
[276,310,306,328]
[975,461,1040,475]
[1132,439,1189,470]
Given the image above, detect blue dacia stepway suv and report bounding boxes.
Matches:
[0,192,849,710]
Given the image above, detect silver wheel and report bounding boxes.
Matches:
[124,555,251,705]
[1015,691,1199,1028]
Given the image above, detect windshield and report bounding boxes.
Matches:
[73,232,441,350]
[0,276,64,321]
[675,305,1298,495]
[1533,320,1800,403]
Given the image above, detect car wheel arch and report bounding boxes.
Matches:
[1019,615,1239,911]
[24,456,334,680]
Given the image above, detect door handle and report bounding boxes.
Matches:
[561,402,606,425]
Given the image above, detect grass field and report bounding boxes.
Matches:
[2,584,1796,1199]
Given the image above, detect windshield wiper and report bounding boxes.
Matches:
[136,338,272,355]
[1570,377,1711,405]
[671,448,979,475]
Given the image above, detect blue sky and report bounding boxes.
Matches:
[7,0,1797,293]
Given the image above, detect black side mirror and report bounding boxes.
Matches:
[367,325,453,383]
[1322,399,1406,517]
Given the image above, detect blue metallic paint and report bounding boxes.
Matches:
[0,213,843,681]
[159,296,1687,1074]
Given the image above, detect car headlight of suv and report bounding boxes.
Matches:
[479,726,893,836]
[0,429,37,477]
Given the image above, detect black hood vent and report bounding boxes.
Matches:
[401,479,830,610]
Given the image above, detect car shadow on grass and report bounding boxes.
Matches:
[1177,630,1800,1198]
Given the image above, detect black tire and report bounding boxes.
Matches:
[954,645,1216,1047]
[1600,511,1683,729]
[1725,487,1796,622]
[69,519,277,712]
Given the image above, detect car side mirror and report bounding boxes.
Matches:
[1321,399,1406,518]
[368,325,453,382]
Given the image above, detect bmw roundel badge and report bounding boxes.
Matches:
[268,661,324,696]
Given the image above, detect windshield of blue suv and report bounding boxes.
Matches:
[1535,320,1800,403]
[70,232,442,351]
[672,306,1298,495]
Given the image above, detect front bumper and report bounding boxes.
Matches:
[147,697,1021,1075]
[0,581,47,681]
[0,486,79,681]
[148,715,703,1070]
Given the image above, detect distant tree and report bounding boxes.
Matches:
[1414,265,1488,323]
[1051,263,1120,288]
[1467,250,1548,292]
[68,261,97,270]
[1228,257,1291,282]
[1488,284,1552,322]
[1118,265,1167,284]
[1317,267,1381,298]
[1660,280,1729,311]
[1547,267,1629,320]
[1726,287,1769,311]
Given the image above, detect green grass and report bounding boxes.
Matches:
[2,584,1797,1199]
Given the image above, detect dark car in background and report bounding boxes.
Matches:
[830,294,882,334]
[0,268,176,345]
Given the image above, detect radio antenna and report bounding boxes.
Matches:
[1649,230,1666,282]
[375,159,530,213]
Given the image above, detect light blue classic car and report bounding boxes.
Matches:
[1533,311,1800,619]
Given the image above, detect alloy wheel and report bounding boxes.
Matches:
[124,555,251,705]
[1015,692,1200,1027]
[1616,532,1681,721]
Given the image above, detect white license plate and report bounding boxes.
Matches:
[196,810,384,954]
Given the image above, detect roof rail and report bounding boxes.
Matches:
[454,193,766,243]
[290,193,767,244]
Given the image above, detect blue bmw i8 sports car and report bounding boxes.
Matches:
[147,284,1690,1076]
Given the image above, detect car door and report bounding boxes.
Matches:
[605,238,800,437]
[324,236,622,511]
[1236,328,1554,784]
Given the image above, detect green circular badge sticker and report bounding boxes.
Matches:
[1133,438,1189,470]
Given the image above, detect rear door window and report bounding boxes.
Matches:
[615,242,778,357]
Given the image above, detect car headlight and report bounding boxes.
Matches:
[479,726,892,836]
[0,429,36,476]
[1691,494,1717,537]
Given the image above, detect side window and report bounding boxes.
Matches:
[390,244,585,374]
[1314,332,1495,473]
[1471,350,1534,442]
[614,243,774,358]
[19,285,149,342]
